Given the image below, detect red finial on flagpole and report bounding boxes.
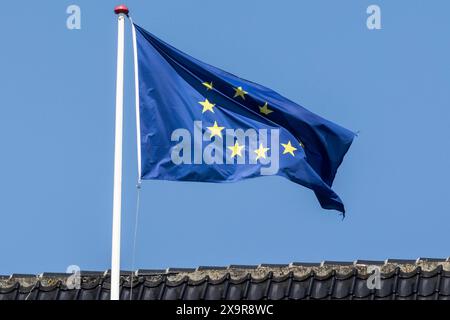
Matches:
[114,5,129,15]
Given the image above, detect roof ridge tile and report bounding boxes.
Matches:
[385,259,417,264]
[166,268,196,273]
[290,262,321,267]
[196,266,227,271]
[228,265,258,269]
[354,259,385,265]
[321,260,354,266]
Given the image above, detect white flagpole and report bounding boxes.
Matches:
[131,21,142,183]
[111,4,129,301]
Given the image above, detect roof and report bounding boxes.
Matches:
[1,258,450,300]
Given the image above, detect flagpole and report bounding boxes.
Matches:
[111,4,129,301]
[131,21,142,183]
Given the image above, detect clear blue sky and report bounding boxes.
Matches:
[1,0,449,274]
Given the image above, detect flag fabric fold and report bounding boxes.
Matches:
[134,24,355,214]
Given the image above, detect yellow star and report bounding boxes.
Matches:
[233,86,247,100]
[254,143,270,160]
[202,81,213,90]
[281,141,297,157]
[259,102,273,115]
[228,141,245,158]
[199,98,215,113]
[207,121,225,138]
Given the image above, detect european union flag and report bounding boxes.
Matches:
[134,24,355,214]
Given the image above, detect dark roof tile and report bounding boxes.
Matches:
[2,259,449,300]
[80,271,106,277]
[440,274,450,296]
[136,269,166,276]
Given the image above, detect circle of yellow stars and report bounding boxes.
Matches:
[198,81,303,161]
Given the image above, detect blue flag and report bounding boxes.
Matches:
[134,24,355,214]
